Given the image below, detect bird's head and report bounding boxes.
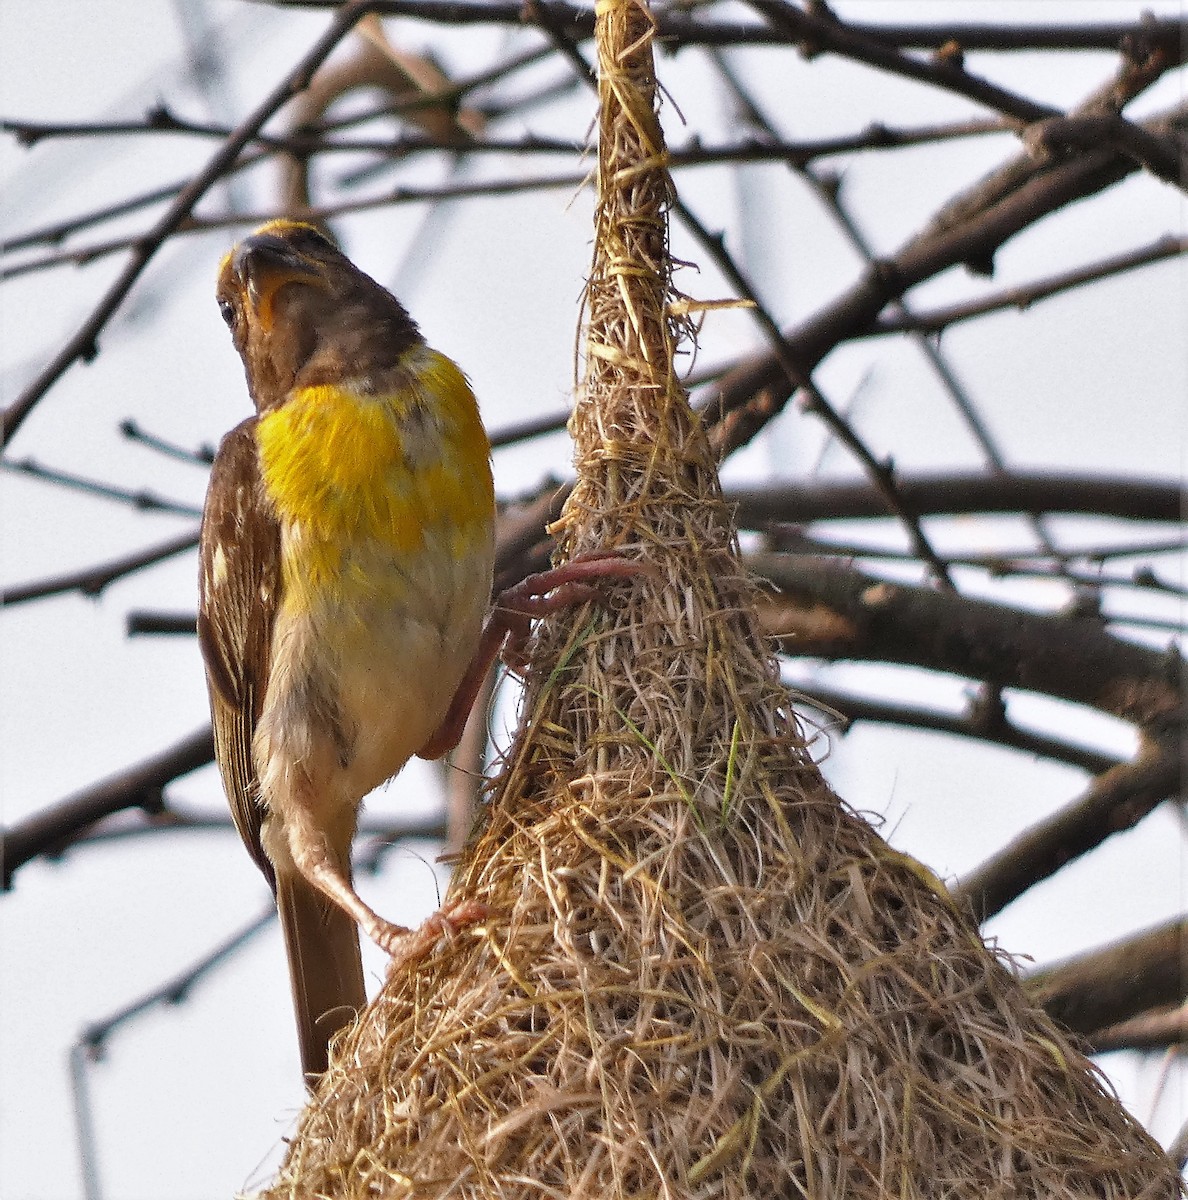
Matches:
[216,220,421,412]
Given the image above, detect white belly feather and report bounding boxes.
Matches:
[254,522,494,851]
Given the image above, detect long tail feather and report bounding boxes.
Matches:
[275,870,366,1083]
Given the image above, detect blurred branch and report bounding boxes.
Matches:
[709,51,1073,585]
[488,409,571,449]
[704,74,1186,456]
[0,41,554,254]
[70,805,448,847]
[767,527,1188,598]
[1025,917,1188,1039]
[2,0,376,446]
[1089,1004,1188,1055]
[262,4,1187,58]
[2,727,214,887]
[796,683,1121,776]
[675,196,955,590]
[1172,1121,1188,1175]
[442,669,496,858]
[870,234,1188,336]
[2,112,1010,162]
[126,611,198,636]
[954,746,1184,921]
[750,554,1184,731]
[120,418,215,466]
[1,529,200,606]
[4,171,593,279]
[746,0,1058,125]
[1,172,243,254]
[1027,113,1188,190]
[0,457,202,517]
[729,472,1185,524]
[76,903,278,1057]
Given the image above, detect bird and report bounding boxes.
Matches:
[198,218,499,1082]
[199,219,644,1083]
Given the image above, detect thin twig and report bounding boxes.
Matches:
[745,0,1060,125]
[1,530,201,606]
[704,86,1186,455]
[2,0,376,446]
[954,746,1184,921]
[260,3,1187,57]
[795,682,1121,775]
[119,418,215,465]
[869,234,1188,335]
[2,727,215,887]
[0,457,203,517]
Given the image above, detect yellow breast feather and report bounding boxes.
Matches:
[255,346,494,604]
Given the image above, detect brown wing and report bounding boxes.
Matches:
[197,417,281,886]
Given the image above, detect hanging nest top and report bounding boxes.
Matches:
[260,1,1183,1195]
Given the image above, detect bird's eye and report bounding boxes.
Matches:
[218,298,237,328]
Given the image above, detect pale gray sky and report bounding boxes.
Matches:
[2,2,1184,1195]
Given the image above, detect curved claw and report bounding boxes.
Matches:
[379,898,488,972]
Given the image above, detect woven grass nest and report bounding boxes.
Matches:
[261,2,1182,1195]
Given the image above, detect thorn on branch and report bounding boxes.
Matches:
[140,787,167,817]
[79,1027,107,1062]
[145,103,177,131]
[1063,588,1104,621]
[932,41,965,71]
[964,250,996,278]
[967,685,1007,735]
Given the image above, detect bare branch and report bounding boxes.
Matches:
[766,527,1188,597]
[3,171,594,279]
[796,683,1121,776]
[77,904,277,1055]
[1025,917,1188,1038]
[119,419,215,466]
[751,554,1184,731]
[2,727,215,887]
[746,0,1058,125]
[1027,113,1188,190]
[728,472,1185,524]
[261,4,1187,58]
[675,196,955,589]
[1,530,200,606]
[1,112,1010,165]
[869,234,1188,336]
[954,746,1184,921]
[126,611,198,636]
[2,0,376,446]
[708,51,1074,583]
[705,95,1187,456]
[0,457,202,517]
[1089,1004,1188,1055]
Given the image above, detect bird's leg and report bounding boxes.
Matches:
[282,807,409,949]
[283,806,486,966]
[377,898,489,973]
[418,551,652,761]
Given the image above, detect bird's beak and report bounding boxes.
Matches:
[233,233,325,330]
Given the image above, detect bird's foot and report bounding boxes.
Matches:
[373,898,488,972]
[496,551,656,671]
[417,551,654,760]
